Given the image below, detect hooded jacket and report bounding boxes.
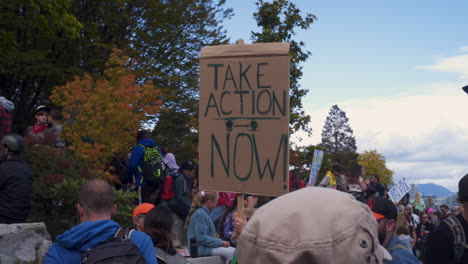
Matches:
[45,220,157,264]
[0,157,32,224]
[127,138,157,186]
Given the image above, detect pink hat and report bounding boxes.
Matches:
[428,208,434,214]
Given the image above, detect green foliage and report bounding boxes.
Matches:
[23,146,94,238]
[321,104,358,174]
[23,146,137,240]
[252,0,316,134]
[0,0,82,133]
[113,189,138,228]
[358,149,394,186]
[152,109,198,164]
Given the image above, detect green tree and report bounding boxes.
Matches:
[321,104,357,174]
[0,0,82,133]
[251,0,316,134]
[152,108,198,164]
[358,149,394,186]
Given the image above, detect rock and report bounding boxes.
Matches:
[0,222,52,264]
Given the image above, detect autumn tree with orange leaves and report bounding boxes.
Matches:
[51,49,163,169]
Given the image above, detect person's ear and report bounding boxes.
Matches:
[386,219,396,233]
[111,204,117,217]
[77,203,84,221]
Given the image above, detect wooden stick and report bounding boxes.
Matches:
[237,193,244,220]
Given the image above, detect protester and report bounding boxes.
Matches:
[237,187,392,263]
[411,192,426,213]
[24,105,56,147]
[370,174,386,197]
[229,208,255,247]
[403,213,418,253]
[405,204,420,227]
[187,191,235,264]
[0,96,13,140]
[423,173,468,264]
[210,191,236,233]
[426,196,437,211]
[348,164,367,200]
[365,196,420,263]
[161,147,179,175]
[318,164,343,189]
[144,205,191,264]
[451,206,460,216]
[415,213,434,256]
[45,179,157,263]
[396,226,414,251]
[133,203,155,231]
[0,134,32,224]
[167,161,194,220]
[127,130,161,204]
[47,107,66,148]
[428,208,439,227]
[439,204,450,221]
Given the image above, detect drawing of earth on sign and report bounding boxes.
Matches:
[220,117,280,131]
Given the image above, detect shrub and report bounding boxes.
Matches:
[23,146,137,240]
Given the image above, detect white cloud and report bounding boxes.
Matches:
[292,81,468,192]
[416,54,468,80]
[459,46,468,53]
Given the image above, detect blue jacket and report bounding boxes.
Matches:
[187,206,222,257]
[45,220,157,264]
[128,139,157,186]
[385,234,419,264]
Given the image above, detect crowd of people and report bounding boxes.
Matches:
[1,102,468,264]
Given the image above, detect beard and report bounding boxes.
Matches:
[378,228,386,245]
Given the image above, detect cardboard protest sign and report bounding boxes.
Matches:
[388,177,412,203]
[199,42,290,196]
[309,149,324,185]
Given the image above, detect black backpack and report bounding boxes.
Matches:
[138,144,166,185]
[444,216,468,264]
[81,228,146,264]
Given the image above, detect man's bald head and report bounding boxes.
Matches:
[78,179,114,215]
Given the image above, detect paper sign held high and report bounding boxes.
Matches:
[199,42,290,196]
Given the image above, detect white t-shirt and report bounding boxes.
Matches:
[348,177,364,192]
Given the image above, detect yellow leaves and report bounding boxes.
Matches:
[51,48,163,168]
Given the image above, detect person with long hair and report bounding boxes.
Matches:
[144,206,190,264]
[347,164,367,200]
[411,192,426,213]
[187,191,235,264]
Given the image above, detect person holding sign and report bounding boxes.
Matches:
[319,165,343,190]
[187,191,235,264]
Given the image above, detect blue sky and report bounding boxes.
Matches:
[222,0,468,192]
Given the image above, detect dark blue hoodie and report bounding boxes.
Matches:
[127,138,157,186]
[45,220,157,264]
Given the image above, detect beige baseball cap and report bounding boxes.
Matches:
[237,187,392,264]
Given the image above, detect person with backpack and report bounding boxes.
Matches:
[45,179,157,264]
[167,161,195,220]
[423,173,468,264]
[128,130,165,204]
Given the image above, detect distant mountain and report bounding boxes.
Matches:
[417,183,455,198]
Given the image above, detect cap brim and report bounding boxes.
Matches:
[378,244,392,262]
[372,212,385,220]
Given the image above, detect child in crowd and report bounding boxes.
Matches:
[397,226,414,251]
[187,191,235,264]
[144,205,191,264]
